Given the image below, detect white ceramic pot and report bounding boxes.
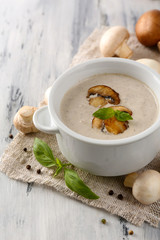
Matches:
[33,58,160,176]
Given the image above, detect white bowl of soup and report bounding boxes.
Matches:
[33,58,160,176]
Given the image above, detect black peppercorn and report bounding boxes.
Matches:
[26,165,31,170]
[108,190,114,195]
[37,169,41,174]
[117,194,123,200]
[9,134,13,139]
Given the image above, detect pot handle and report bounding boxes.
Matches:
[33,106,59,134]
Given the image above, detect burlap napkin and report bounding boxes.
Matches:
[1,27,160,227]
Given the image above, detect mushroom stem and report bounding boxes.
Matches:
[115,40,132,58]
[19,107,35,123]
[124,172,139,188]
[157,41,160,51]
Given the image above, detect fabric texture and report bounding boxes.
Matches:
[1,27,160,227]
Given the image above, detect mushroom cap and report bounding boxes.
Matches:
[19,106,36,121]
[136,58,160,74]
[132,170,160,205]
[100,26,130,57]
[87,85,120,105]
[110,105,132,116]
[135,10,160,46]
[13,106,38,134]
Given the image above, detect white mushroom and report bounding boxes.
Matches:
[124,172,139,188]
[14,106,38,134]
[136,59,160,74]
[100,26,132,58]
[132,170,160,205]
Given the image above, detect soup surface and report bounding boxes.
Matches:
[60,74,158,140]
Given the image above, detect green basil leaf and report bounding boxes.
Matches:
[33,138,57,167]
[53,166,63,177]
[93,108,115,120]
[115,110,133,121]
[56,158,63,167]
[64,168,99,199]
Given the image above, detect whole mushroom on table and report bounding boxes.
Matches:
[135,9,160,50]
[99,26,133,58]
[136,59,160,74]
[124,170,160,205]
[13,106,38,134]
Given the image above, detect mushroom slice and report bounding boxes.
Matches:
[92,117,103,129]
[92,106,132,134]
[104,117,129,135]
[87,85,120,105]
[110,106,132,116]
[104,106,132,134]
[89,96,108,107]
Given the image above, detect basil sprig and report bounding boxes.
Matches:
[33,138,99,200]
[64,168,99,199]
[93,108,115,120]
[93,108,133,121]
[33,138,57,167]
[115,110,133,121]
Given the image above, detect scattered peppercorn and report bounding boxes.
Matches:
[108,190,114,195]
[117,194,123,200]
[26,165,31,170]
[37,169,41,174]
[9,134,13,139]
[128,230,134,235]
[23,147,27,152]
[101,219,106,224]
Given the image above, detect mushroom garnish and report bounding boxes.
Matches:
[136,58,160,74]
[14,106,38,134]
[104,116,129,135]
[92,117,103,130]
[110,106,132,116]
[100,26,133,58]
[92,106,133,135]
[132,170,160,205]
[135,10,160,48]
[87,85,120,107]
[89,96,108,107]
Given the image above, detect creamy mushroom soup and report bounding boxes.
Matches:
[60,74,158,140]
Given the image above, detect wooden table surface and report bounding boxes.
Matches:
[0,0,160,239]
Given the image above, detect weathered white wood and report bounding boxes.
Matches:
[0,0,160,239]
